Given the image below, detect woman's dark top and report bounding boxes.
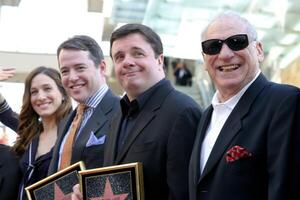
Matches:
[0,100,53,200]
[18,136,53,200]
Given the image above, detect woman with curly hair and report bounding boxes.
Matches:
[0,66,72,200]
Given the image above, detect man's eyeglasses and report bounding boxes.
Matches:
[202,34,249,55]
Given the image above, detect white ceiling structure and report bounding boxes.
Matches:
[108,0,300,70]
[0,0,300,71]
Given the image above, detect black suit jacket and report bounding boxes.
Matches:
[48,89,120,174]
[189,74,300,200]
[104,80,202,200]
[0,144,22,200]
[0,100,19,132]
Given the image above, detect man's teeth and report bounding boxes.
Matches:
[72,85,82,89]
[219,64,239,72]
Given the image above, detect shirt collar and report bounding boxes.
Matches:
[121,79,166,116]
[212,71,261,110]
[82,84,109,108]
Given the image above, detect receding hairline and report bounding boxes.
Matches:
[201,12,258,41]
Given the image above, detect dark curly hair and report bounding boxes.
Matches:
[13,66,72,156]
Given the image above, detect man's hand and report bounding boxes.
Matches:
[71,184,83,200]
[0,68,16,81]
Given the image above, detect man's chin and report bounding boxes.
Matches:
[71,94,86,103]
[124,82,140,91]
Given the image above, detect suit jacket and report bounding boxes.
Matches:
[189,74,300,200]
[103,80,202,200]
[0,144,22,200]
[48,89,120,174]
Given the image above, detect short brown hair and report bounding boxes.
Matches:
[110,23,163,58]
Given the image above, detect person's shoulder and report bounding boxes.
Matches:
[104,89,121,101]
[166,89,201,108]
[161,90,202,121]
[0,144,10,152]
[59,110,73,123]
[0,144,18,162]
[257,82,300,106]
[99,89,121,113]
[268,82,300,95]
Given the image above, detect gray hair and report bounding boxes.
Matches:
[201,11,258,42]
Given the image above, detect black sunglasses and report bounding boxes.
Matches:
[202,34,249,55]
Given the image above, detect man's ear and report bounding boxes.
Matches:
[256,42,264,63]
[98,60,107,74]
[202,53,208,71]
[157,54,165,72]
[158,54,164,66]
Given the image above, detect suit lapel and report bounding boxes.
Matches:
[71,105,107,162]
[116,80,173,163]
[48,111,74,174]
[104,112,122,166]
[190,107,213,184]
[199,74,269,181]
[115,108,156,162]
[71,91,114,163]
[200,112,242,180]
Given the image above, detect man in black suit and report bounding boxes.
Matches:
[0,144,22,199]
[189,12,300,200]
[100,24,202,200]
[48,35,120,173]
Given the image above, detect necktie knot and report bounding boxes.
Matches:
[59,103,86,170]
[77,104,86,115]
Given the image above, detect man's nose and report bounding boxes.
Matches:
[218,43,235,60]
[69,70,79,81]
[123,55,135,67]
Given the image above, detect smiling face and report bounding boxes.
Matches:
[202,16,264,102]
[30,74,63,120]
[111,33,165,100]
[58,49,106,103]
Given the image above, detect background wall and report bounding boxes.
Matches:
[282,58,300,87]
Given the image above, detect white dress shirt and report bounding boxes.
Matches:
[200,71,260,173]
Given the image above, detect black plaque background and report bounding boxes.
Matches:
[26,162,85,200]
[81,164,141,200]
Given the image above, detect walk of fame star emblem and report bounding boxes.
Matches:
[90,177,129,200]
[54,183,72,200]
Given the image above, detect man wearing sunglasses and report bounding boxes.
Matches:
[189,12,300,200]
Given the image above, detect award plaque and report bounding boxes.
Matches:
[79,162,144,200]
[25,161,85,200]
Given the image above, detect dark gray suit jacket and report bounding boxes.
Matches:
[48,89,120,174]
[189,74,300,200]
[104,80,202,200]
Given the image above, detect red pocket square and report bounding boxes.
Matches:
[226,145,252,163]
